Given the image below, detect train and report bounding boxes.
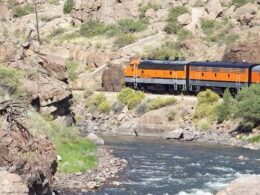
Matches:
[124,59,260,93]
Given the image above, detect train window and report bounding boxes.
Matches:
[202,73,204,76]
[215,73,217,77]
[142,70,144,74]
[228,74,230,78]
[170,71,172,75]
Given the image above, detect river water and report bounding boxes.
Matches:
[87,136,260,195]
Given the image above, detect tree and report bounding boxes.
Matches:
[236,85,260,127]
[217,89,237,123]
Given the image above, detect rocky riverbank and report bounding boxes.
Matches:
[73,93,260,150]
[53,147,127,194]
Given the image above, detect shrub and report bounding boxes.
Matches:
[59,32,79,42]
[114,34,136,49]
[80,20,109,37]
[66,59,78,81]
[217,89,237,122]
[248,135,260,143]
[196,119,211,131]
[167,110,177,121]
[231,0,254,6]
[135,101,148,116]
[236,85,260,127]
[201,19,215,35]
[13,5,34,17]
[111,102,125,114]
[117,87,145,109]
[201,19,239,44]
[86,93,111,114]
[165,6,188,34]
[97,101,111,114]
[0,64,24,95]
[139,3,161,18]
[118,19,148,33]
[147,41,185,60]
[177,28,192,42]
[194,89,220,130]
[63,0,74,14]
[48,28,67,39]
[148,97,176,110]
[40,15,60,22]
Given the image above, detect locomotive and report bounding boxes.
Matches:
[124,59,260,93]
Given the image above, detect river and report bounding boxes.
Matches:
[86,136,260,195]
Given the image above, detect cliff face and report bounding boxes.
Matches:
[0,100,57,194]
[0,39,73,118]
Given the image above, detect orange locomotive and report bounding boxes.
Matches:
[124,59,260,93]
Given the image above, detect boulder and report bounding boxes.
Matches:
[40,54,68,81]
[0,3,11,21]
[145,8,156,18]
[102,65,124,92]
[162,130,183,140]
[156,9,168,21]
[216,175,260,195]
[183,131,196,141]
[233,3,258,20]
[113,122,137,136]
[0,171,28,195]
[223,36,260,63]
[205,0,223,19]
[177,13,192,25]
[186,7,207,33]
[239,13,255,25]
[86,181,98,189]
[86,133,105,145]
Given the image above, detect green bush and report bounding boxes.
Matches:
[231,0,254,6]
[117,87,145,109]
[194,89,220,130]
[48,28,67,39]
[248,135,260,143]
[217,89,237,122]
[201,19,216,35]
[66,59,78,81]
[147,41,185,60]
[0,64,24,94]
[97,101,111,114]
[13,5,34,17]
[80,20,109,37]
[167,110,177,121]
[201,19,239,44]
[111,102,125,114]
[139,3,161,18]
[165,6,188,34]
[118,19,148,33]
[236,85,260,126]
[177,28,192,42]
[63,0,74,14]
[196,119,211,131]
[148,97,176,110]
[86,93,111,114]
[28,111,96,173]
[114,34,136,49]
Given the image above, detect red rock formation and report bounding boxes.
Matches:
[0,100,57,195]
[102,65,124,91]
[223,37,260,63]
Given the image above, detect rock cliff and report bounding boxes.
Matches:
[0,39,73,118]
[0,100,57,194]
